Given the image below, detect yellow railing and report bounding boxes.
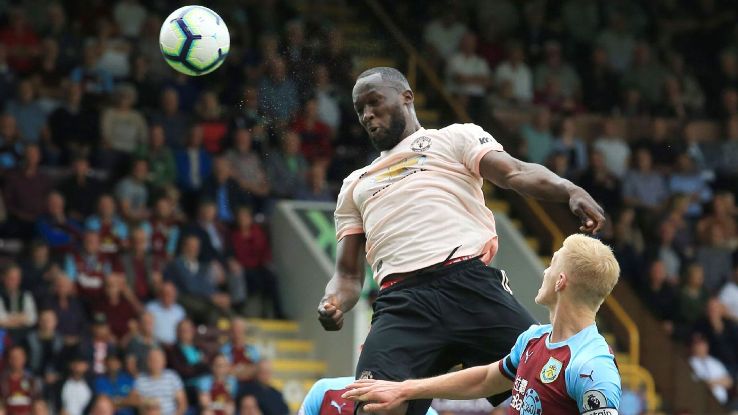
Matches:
[363,0,655,409]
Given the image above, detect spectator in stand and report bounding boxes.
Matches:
[594,118,631,179]
[115,159,151,222]
[100,84,148,177]
[607,207,645,279]
[183,200,241,279]
[519,107,554,164]
[534,74,583,114]
[677,264,710,333]
[265,130,308,200]
[688,334,733,405]
[0,346,42,415]
[695,223,733,293]
[0,113,23,171]
[35,191,82,256]
[63,230,113,307]
[19,241,56,304]
[93,18,132,81]
[637,118,678,171]
[422,7,467,63]
[580,46,620,114]
[312,65,341,133]
[58,156,105,222]
[697,192,737,247]
[198,354,237,415]
[113,0,147,39]
[669,153,712,218]
[595,12,635,73]
[166,319,210,410]
[577,150,622,213]
[494,42,533,105]
[6,79,48,145]
[224,129,270,208]
[175,125,212,214]
[291,98,333,163]
[238,396,262,415]
[84,314,119,375]
[163,235,231,325]
[446,32,491,121]
[90,396,116,415]
[664,53,706,116]
[319,28,353,90]
[143,196,180,264]
[3,144,51,239]
[145,282,185,346]
[641,260,677,333]
[718,115,738,182]
[85,194,129,256]
[151,89,190,150]
[220,319,260,391]
[718,88,738,120]
[69,42,114,104]
[132,348,187,415]
[649,220,683,284]
[138,125,176,194]
[621,42,667,107]
[43,276,87,347]
[694,298,738,374]
[48,82,98,158]
[622,148,669,214]
[93,277,142,342]
[126,312,159,376]
[0,263,37,342]
[0,8,40,74]
[120,227,162,303]
[719,265,738,323]
[23,310,63,389]
[94,353,136,415]
[60,355,94,415]
[195,91,228,154]
[534,41,581,100]
[295,161,333,202]
[232,206,285,319]
[552,116,587,175]
[229,86,268,150]
[239,361,288,415]
[258,58,299,127]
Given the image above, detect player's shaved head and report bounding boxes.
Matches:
[356,67,411,92]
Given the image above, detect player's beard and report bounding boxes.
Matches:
[368,107,406,151]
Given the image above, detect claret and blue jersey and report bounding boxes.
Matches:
[498,324,621,415]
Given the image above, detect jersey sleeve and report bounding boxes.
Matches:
[499,324,545,380]
[297,379,329,415]
[451,123,504,176]
[567,355,621,414]
[334,174,364,241]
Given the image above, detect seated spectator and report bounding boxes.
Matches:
[5,79,47,145]
[229,86,268,149]
[641,260,677,333]
[57,156,105,222]
[166,319,210,409]
[3,144,51,239]
[552,116,587,175]
[312,65,341,132]
[19,241,57,302]
[265,130,308,200]
[150,88,190,149]
[85,195,129,256]
[48,83,100,157]
[94,353,136,415]
[120,227,162,302]
[145,282,185,346]
[0,113,23,171]
[238,395,262,415]
[258,58,299,127]
[719,264,738,322]
[0,8,40,74]
[577,150,622,213]
[115,159,151,222]
[649,221,683,284]
[622,148,669,213]
[446,32,491,120]
[239,361,288,415]
[718,115,738,180]
[89,395,118,415]
[201,157,253,224]
[99,84,147,177]
[533,74,583,114]
[290,98,333,163]
[636,118,678,172]
[175,125,212,212]
[696,223,733,293]
[669,153,712,219]
[132,348,187,415]
[220,319,260,389]
[533,41,581,100]
[225,129,270,203]
[0,346,42,415]
[231,206,285,319]
[593,118,630,179]
[295,161,333,202]
[519,107,553,164]
[93,18,132,80]
[36,191,82,255]
[198,354,237,415]
[694,298,738,374]
[195,91,228,153]
[494,42,533,105]
[138,125,176,192]
[0,263,37,341]
[422,9,467,63]
[608,207,645,280]
[23,310,63,388]
[621,42,667,107]
[163,235,231,325]
[42,275,87,346]
[93,277,141,342]
[126,312,159,376]
[60,355,93,415]
[697,192,737,247]
[85,313,119,375]
[595,12,635,73]
[677,264,710,333]
[143,196,180,263]
[63,230,115,305]
[688,334,733,404]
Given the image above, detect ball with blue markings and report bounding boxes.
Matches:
[159,5,230,76]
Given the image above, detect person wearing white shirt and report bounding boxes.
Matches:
[688,335,733,404]
[146,282,186,345]
[114,0,148,38]
[718,269,738,322]
[495,44,533,104]
[593,118,631,179]
[446,33,491,120]
[423,13,467,61]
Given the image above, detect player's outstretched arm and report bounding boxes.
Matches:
[318,233,367,331]
[342,362,511,412]
[479,151,605,233]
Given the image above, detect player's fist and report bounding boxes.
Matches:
[318,296,344,331]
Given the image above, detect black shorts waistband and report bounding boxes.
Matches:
[378,257,484,295]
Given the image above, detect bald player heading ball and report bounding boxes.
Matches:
[318,67,606,415]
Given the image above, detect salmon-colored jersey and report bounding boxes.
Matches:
[335,123,503,283]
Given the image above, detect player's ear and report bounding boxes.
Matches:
[401,89,414,105]
[555,273,567,292]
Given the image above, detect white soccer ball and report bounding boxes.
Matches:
[159,5,230,76]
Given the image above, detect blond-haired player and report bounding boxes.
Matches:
[344,234,622,415]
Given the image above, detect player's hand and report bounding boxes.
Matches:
[569,188,605,234]
[342,379,407,412]
[318,296,344,331]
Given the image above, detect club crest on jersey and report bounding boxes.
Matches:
[410,136,431,152]
[540,357,563,383]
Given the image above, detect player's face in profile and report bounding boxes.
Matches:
[536,250,560,306]
[353,78,407,151]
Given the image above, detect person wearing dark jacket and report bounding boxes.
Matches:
[166,319,209,409]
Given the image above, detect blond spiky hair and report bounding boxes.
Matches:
[559,234,620,308]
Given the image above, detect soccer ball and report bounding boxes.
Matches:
[159,5,230,76]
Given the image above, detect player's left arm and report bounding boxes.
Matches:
[567,355,622,414]
[479,150,605,233]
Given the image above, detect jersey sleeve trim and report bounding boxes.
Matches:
[499,357,515,380]
[337,227,364,241]
[472,145,504,176]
